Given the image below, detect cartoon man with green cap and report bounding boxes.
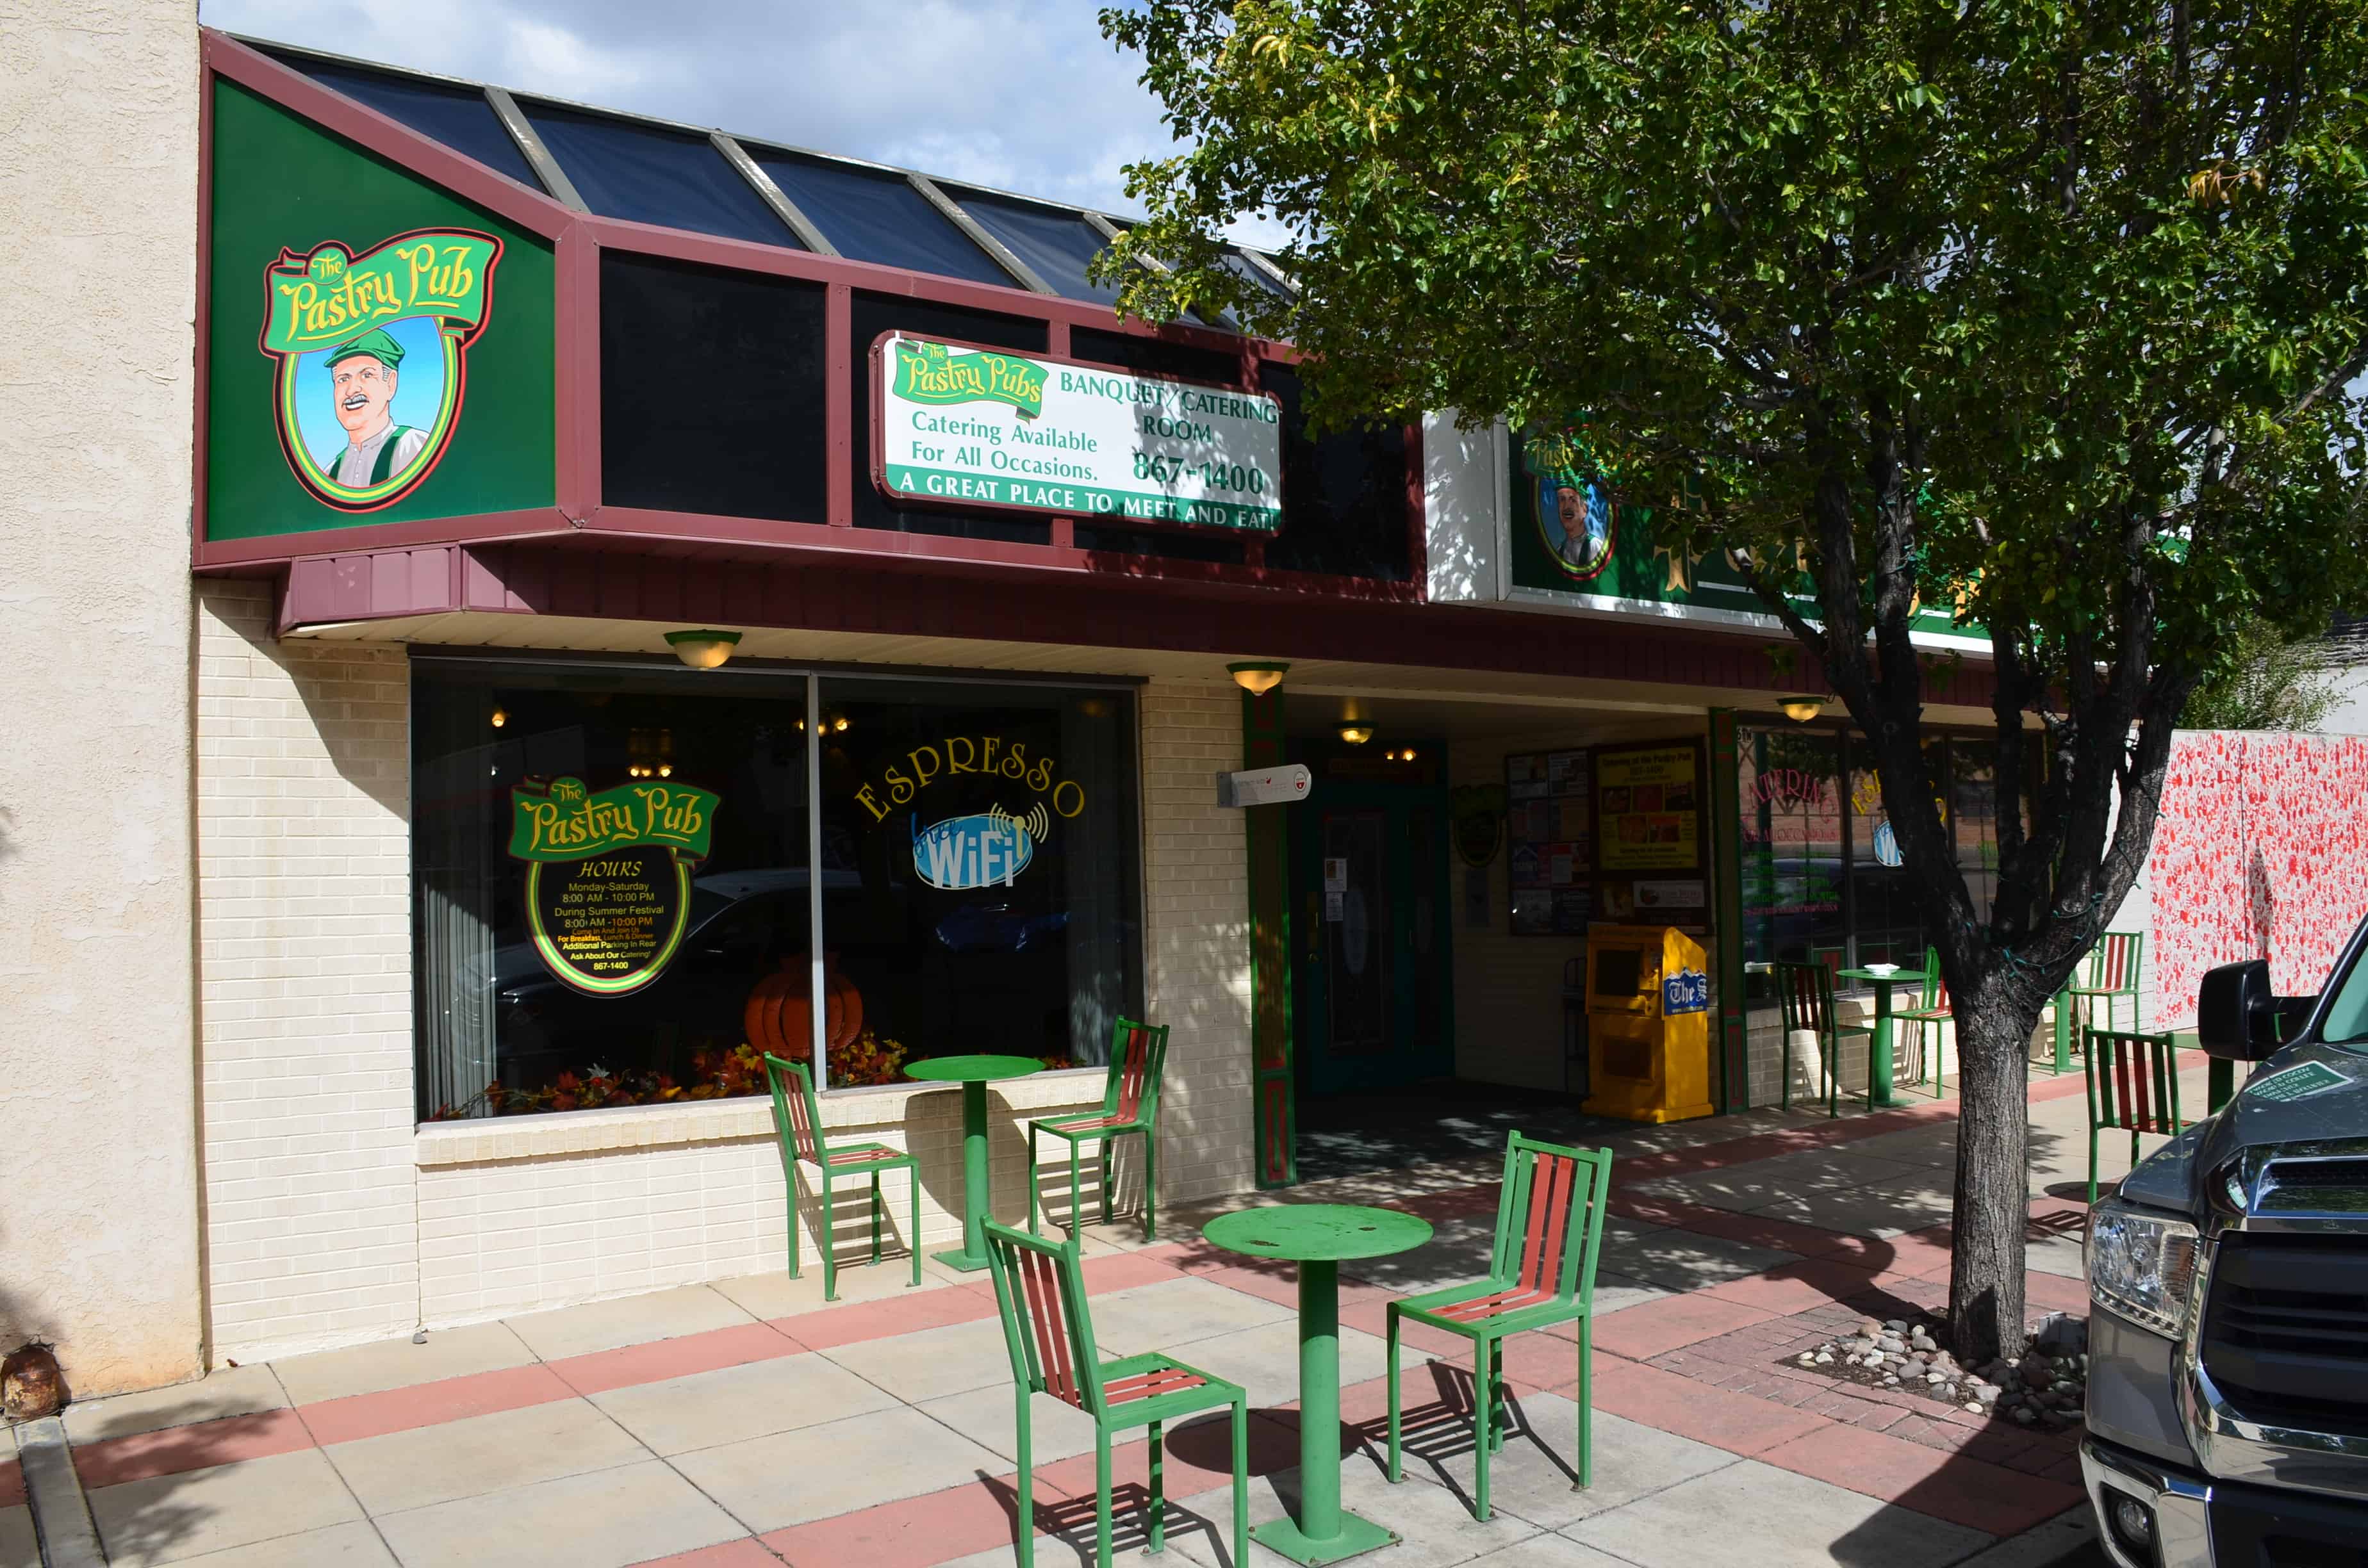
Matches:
[316,328,429,488]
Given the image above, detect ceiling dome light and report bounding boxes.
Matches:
[1338,724,1375,746]
[1779,695,1828,723]
[1228,661,1289,695]
[665,629,743,670]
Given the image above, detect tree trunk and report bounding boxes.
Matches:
[1948,979,2045,1366]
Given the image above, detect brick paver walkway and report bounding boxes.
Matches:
[11,1058,2179,1568]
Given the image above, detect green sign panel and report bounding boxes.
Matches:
[509,778,721,997]
[1508,432,1980,645]
[2248,1059,2351,1103]
[206,81,555,541]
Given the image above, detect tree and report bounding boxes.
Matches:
[2183,615,2342,730]
[1099,0,2368,1361]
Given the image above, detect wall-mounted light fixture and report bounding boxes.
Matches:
[489,706,508,729]
[1385,746,1420,763]
[665,628,743,670]
[1228,661,1289,695]
[1779,695,1828,723]
[1338,723,1375,746]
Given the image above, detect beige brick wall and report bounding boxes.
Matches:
[1139,680,1257,1202]
[195,644,1256,1355]
[196,581,418,1363]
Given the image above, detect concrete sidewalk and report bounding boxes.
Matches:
[10,1060,2173,1567]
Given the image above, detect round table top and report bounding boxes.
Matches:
[904,1054,1045,1086]
[1201,1204,1433,1263]
[1839,967,1927,985]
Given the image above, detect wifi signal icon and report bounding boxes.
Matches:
[987,801,1053,842]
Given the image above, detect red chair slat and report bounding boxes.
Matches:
[1106,1366,1205,1403]
[1017,1246,1081,1407]
[785,1074,820,1164]
[1430,1285,1555,1323]
[823,1146,897,1168]
[1520,1153,1577,1296]
[1115,1026,1149,1120]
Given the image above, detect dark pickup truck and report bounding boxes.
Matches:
[2082,927,2368,1567]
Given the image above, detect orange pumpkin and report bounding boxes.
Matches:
[744,955,864,1058]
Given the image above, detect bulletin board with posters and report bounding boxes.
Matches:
[1504,749,1593,935]
[1593,739,1711,929]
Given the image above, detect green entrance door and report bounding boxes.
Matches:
[1291,775,1454,1096]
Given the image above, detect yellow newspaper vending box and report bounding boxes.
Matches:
[1582,926,1714,1123]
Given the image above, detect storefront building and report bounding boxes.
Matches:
[8,11,2023,1394]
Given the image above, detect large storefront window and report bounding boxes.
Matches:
[1738,726,2006,986]
[412,660,1140,1120]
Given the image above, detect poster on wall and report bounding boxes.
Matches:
[1594,740,1709,927]
[509,776,721,995]
[872,333,1284,534]
[1597,746,1700,870]
[1505,749,1591,935]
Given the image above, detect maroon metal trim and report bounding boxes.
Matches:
[195,507,575,572]
[193,33,220,561]
[573,506,1422,602]
[825,282,853,527]
[862,329,1284,539]
[274,540,1998,706]
[204,33,573,240]
[554,220,599,520]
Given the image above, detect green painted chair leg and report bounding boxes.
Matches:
[1385,1307,1404,1482]
[785,1189,802,1280]
[1230,1400,1249,1568]
[1577,1319,1593,1490]
[1026,1124,1042,1235]
[907,1165,922,1287]
[1142,1136,1157,1242]
[1069,1143,1084,1238]
[870,1171,884,1264]
[821,1189,838,1303]
[1473,1338,1494,1521]
[1147,1417,1165,1553]
[1491,1339,1508,1453]
[1094,1430,1114,1568]
[1100,1139,1114,1227]
[1014,1386,1035,1568]
[2088,1128,2100,1207]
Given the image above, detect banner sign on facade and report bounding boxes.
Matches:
[872,334,1284,534]
[509,777,721,996]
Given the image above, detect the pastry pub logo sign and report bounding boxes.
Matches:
[891,338,1046,420]
[259,229,504,512]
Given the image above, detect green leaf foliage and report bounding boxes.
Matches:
[1102,0,2368,1361]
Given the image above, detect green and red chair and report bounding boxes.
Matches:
[1773,960,1877,1115]
[2084,1026,2190,1205]
[983,1218,1249,1568]
[1897,945,1953,1098]
[1386,1131,1614,1522]
[1028,1017,1169,1241]
[762,1052,921,1302]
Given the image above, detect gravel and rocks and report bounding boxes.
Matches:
[1788,1312,2087,1426]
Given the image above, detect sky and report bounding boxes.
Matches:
[195,0,1257,234]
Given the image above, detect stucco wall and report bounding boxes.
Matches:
[0,1,202,1395]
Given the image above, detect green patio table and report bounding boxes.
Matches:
[1203,1202,1434,1564]
[905,1054,1042,1273]
[1838,967,1925,1111]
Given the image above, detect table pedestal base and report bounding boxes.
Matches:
[931,1245,989,1273]
[1252,1511,1399,1564]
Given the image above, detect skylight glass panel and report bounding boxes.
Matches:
[523,106,797,248]
[952,193,1124,305]
[279,55,545,192]
[754,154,1014,288]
